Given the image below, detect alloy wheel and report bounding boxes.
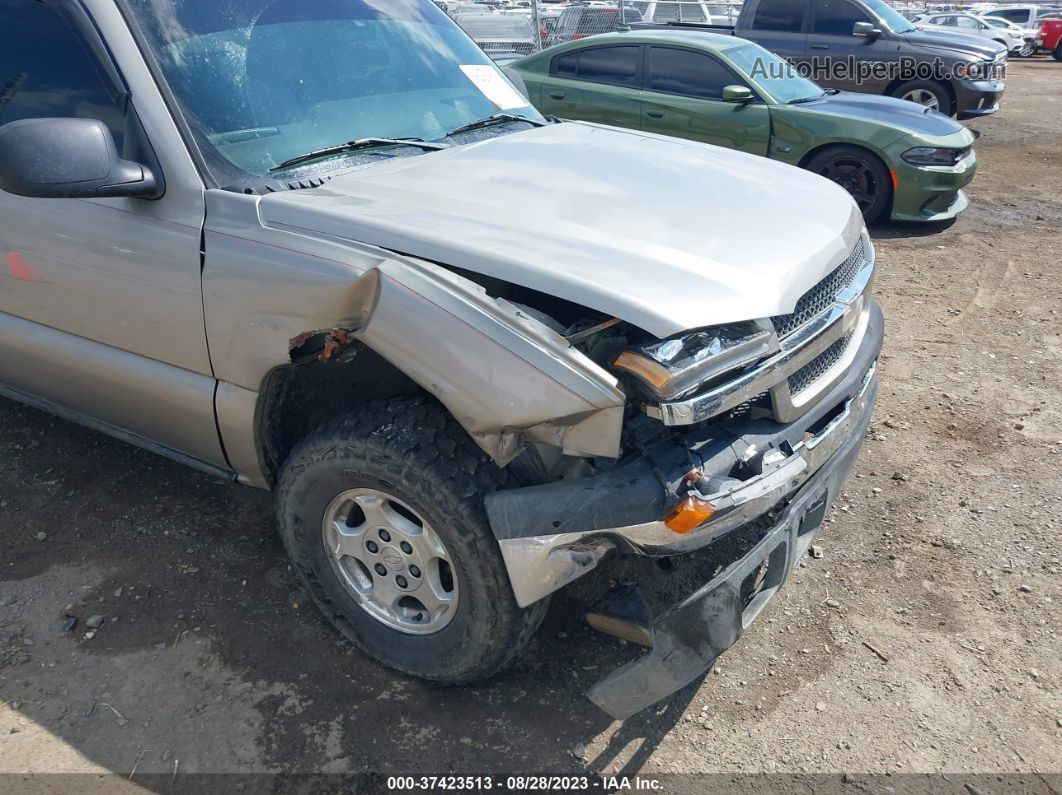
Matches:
[901,88,941,111]
[322,488,459,634]
[815,155,881,215]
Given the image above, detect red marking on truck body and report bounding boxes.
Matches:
[6,251,42,282]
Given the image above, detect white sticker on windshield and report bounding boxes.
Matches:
[460,64,529,110]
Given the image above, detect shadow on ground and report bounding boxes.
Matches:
[871,218,957,240]
[0,397,692,782]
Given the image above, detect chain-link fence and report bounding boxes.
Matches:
[442,1,744,58]
[440,0,1025,60]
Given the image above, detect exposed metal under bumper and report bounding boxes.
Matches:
[586,403,873,719]
[486,302,883,608]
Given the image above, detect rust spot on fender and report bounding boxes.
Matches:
[288,327,357,363]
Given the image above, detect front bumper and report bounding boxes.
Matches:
[486,301,882,717]
[955,79,1005,119]
[487,302,882,606]
[587,373,876,718]
[890,150,976,223]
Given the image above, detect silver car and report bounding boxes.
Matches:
[0,0,881,717]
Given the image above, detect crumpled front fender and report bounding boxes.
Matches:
[349,257,626,465]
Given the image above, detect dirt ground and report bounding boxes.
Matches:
[1,59,1060,791]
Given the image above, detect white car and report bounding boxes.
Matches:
[981,4,1062,28]
[980,14,1043,55]
[914,11,1027,55]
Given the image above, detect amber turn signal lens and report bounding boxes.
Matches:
[612,350,673,389]
[663,496,715,534]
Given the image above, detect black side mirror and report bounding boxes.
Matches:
[853,21,882,39]
[0,118,161,200]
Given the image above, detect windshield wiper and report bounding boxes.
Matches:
[787,93,828,105]
[270,137,449,172]
[445,113,546,138]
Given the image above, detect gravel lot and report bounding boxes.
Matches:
[1,59,1059,789]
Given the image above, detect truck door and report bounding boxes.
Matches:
[742,0,810,65]
[806,0,894,94]
[0,0,225,467]
[640,46,770,156]
[536,44,644,129]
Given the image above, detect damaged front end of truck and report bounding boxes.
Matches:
[256,223,881,720]
[481,234,882,719]
[206,121,883,719]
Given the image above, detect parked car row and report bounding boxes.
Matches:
[509,29,978,222]
[912,8,1062,59]
[913,11,1033,57]
[489,0,1025,223]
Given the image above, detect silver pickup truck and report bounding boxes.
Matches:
[0,0,882,718]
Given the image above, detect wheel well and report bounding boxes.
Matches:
[883,77,956,115]
[797,141,887,172]
[797,142,895,218]
[255,342,425,486]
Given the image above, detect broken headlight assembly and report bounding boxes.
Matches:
[611,322,772,401]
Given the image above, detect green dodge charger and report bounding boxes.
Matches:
[509,30,978,223]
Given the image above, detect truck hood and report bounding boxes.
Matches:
[900,28,1005,58]
[259,122,864,339]
[781,91,972,139]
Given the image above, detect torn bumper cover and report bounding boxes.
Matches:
[485,303,882,719]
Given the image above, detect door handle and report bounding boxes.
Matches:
[646,110,665,118]
[810,44,830,49]
[549,92,566,100]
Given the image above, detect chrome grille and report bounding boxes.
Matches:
[771,239,865,339]
[788,334,852,397]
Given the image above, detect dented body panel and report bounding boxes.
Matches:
[199,122,865,487]
[258,121,865,339]
[202,188,625,481]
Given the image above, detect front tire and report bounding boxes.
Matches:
[276,397,548,684]
[1054,43,1062,62]
[892,79,953,116]
[805,145,892,224]
[1018,41,1035,58]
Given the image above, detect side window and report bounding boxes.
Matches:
[0,0,124,149]
[654,3,682,22]
[997,9,1029,23]
[551,50,580,77]
[581,10,621,34]
[956,16,980,29]
[555,8,580,36]
[812,0,871,35]
[647,47,742,99]
[573,46,640,88]
[752,0,806,32]
[681,3,708,22]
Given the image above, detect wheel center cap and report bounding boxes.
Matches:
[381,548,404,571]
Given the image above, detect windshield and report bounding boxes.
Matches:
[122,0,542,182]
[862,0,916,33]
[726,43,824,104]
